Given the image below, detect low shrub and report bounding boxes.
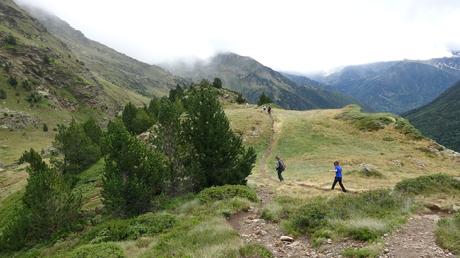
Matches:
[198,185,258,203]
[285,190,413,242]
[83,213,176,243]
[336,105,423,139]
[395,174,460,195]
[239,243,274,258]
[436,213,460,254]
[67,243,125,258]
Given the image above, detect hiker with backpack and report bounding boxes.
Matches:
[267,106,272,115]
[331,161,347,192]
[275,156,286,182]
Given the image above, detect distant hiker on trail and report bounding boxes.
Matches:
[331,161,347,192]
[267,106,272,115]
[275,156,286,182]
[262,106,267,112]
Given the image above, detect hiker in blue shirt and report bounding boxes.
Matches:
[331,161,347,192]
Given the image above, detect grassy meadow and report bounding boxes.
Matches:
[1,103,460,257]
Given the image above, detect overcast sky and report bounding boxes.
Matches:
[15,0,460,73]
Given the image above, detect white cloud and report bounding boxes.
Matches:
[15,0,460,73]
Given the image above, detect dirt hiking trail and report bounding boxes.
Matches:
[228,110,455,258]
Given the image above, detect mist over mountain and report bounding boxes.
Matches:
[22,5,185,97]
[164,53,361,110]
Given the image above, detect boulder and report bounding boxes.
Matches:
[280,236,294,242]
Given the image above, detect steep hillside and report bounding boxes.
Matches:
[22,5,185,96]
[317,59,460,114]
[166,53,359,110]
[0,0,150,163]
[405,80,460,152]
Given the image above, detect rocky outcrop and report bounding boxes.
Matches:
[0,108,40,129]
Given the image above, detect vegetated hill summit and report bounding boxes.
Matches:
[315,56,460,114]
[22,4,185,97]
[165,52,360,110]
[404,80,460,152]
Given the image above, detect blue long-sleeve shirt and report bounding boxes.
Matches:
[335,165,343,178]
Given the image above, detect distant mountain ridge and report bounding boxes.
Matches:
[404,80,460,152]
[315,56,460,114]
[166,53,360,110]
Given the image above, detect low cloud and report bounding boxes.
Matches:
[15,0,460,73]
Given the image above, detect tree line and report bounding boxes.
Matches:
[0,79,256,251]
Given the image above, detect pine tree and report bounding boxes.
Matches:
[183,86,256,190]
[0,149,81,251]
[147,97,161,120]
[169,85,184,102]
[154,98,198,194]
[122,102,154,135]
[212,78,223,89]
[257,92,272,106]
[54,120,101,174]
[83,118,103,145]
[102,120,166,216]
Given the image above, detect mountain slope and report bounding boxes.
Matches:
[404,80,460,152]
[0,0,153,163]
[166,53,359,110]
[317,59,460,114]
[22,5,185,96]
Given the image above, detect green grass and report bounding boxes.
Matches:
[239,243,274,258]
[336,105,423,139]
[342,247,379,258]
[436,213,460,254]
[64,242,126,258]
[283,190,414,243]
[0,190,23,231]
[395,174,460,195]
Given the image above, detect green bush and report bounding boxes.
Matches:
[436,213,460,254]
[395,174,460,195]
[4,34,17,45]
[239,243,274,258]
[336,105,423,140]
[8,77,18,87]
[26,91,42,104]
[198,185,258,203]
[394,118,423,140]
[68,243,125,258]
[83,213,176,243]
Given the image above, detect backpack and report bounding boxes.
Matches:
[278,160,286,172]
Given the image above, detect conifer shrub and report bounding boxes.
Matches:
[0,149,82,251]
[183,86,256,190]
[101,120,166,216]
[257,92,272,106]
[55,120,101,174]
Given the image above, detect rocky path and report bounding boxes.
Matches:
[379,214,455,258]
